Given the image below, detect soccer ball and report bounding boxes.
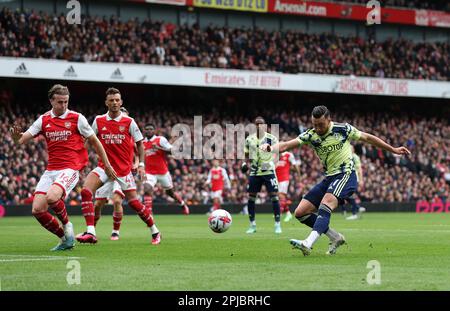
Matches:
[208,209,232,233]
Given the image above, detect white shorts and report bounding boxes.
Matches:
[278,180,289,194]
[211,190,223,199]
[95,181,125,200]
[35,169,79,199]
[144,172,173,190]
[93,167,136,194]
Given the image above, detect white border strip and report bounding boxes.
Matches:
[1,57,450,98]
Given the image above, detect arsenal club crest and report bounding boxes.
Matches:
[65,122,71,129]
[119,126,125,132]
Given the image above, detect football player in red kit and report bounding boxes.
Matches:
[10,84,116,251]
[206,160,231,213]
[93,107,136,241]
[142,123,190,216]
[275,151,301,222]
[76,88,161,245]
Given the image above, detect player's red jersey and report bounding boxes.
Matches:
[207,167,231,191]
[26,110,93,171]
[143,136,172,175]
[210,168,224,191]
[93,113,143,176]
[275,152,298,182]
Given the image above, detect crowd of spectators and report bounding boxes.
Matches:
[1,8,449,81]
[1,92,448,207]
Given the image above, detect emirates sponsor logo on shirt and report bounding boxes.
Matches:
[65,122,71,129]
[101,133,126,144]
[45,130,72,141]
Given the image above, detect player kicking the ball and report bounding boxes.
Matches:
[141,123,190,216]
[262,106,410,255]
[76,88,161,245]
[10,84,116,251]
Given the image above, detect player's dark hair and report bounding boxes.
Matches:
[48,84,69,100]
[312,106,330,119]
[254,116,265,124]
[105,87,121,97]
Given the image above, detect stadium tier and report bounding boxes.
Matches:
[0,7,449,81]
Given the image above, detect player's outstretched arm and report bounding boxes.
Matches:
[359,132,411,156]
[261,138,299,153]
[10,124,33,145]
[86,134,118,180]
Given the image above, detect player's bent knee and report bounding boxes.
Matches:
[112,199,122,208]
[294,202,316,218]
[46,189,62,205]
[31,204,47,215]
[321,194,338,209]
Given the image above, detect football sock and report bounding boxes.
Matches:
[325,228,341,241]
[144,195,153,214]
[81,188,96,230]
[304,231,320,248]
[94,208,101,226]
[312,203,332,235]
[173,192,184,205]
[149,224,159,235]
[270,194,281,223]
[113,211,123,231]
[49,199,69,225]
[213,201,221,211]
[279,196,288,213]
[248,195,256,222]
[298,213,338,241]
[129,199,154,227]
[33,211,64,238]
[296,213,318,228]
[348,197,359,215]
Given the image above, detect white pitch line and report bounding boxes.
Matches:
[0,254,85,263]
[0,258,84,263]
[0,254,82,258]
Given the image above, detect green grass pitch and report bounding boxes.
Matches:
[0,213,449,291]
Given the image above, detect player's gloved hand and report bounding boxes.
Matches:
[259,143,271,152]
[9,124,23,143]
[241,162,248,173]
